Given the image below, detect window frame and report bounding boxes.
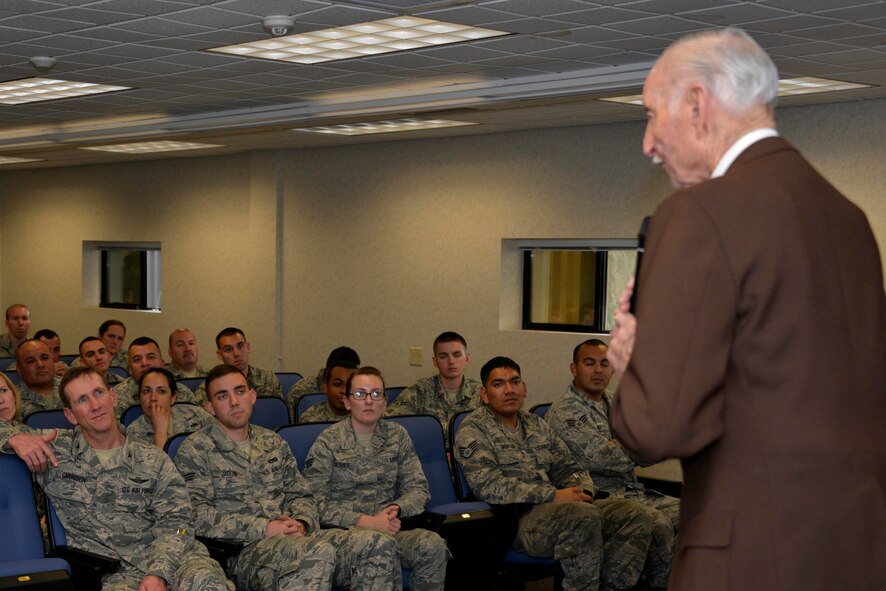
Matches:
[518,239,636,334]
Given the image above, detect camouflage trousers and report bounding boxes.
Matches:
[514,499,653,591]
[621,488,681,532]
[392,528,449,591]
[102,552,234,591]
[637,503,675,590]
[235,528,400,591]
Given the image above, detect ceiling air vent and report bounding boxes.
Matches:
[333,0,472,13]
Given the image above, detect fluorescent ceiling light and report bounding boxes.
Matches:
[0,77,130,105]
[778,76,871,95]
[599,76,872,106]
[598,94,643,106]
[294,118,477,136]
[209,17,509,64]
[0,156,42,164]
[80,141,223,154]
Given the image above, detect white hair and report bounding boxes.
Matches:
[665,28,779,115]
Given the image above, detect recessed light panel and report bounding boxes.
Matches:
[209,17,509,64]
[599,76,873,106]
[0,156,42,164]
[598,94,643,106]
[295,118,476,136]
[0,78,130,105]
[778,76,871,96]
[80,141,223,154]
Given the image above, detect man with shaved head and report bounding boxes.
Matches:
[167,328,206,379]
[15,338,63,416]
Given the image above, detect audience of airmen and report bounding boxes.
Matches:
[0,313,679,591]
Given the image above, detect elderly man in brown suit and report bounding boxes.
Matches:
[608,28,886,591]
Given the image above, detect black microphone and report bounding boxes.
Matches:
[629,216,651,315]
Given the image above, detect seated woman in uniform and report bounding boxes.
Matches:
[303,366,449,591]
[126,367,214,448]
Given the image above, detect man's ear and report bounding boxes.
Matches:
[480,387,489,405]
[63,407,78,426]
[687,83,709,138]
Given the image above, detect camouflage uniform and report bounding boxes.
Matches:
[70,350,129,370]
[0,333,18,358]
[304,419,449,591]
[35,426,233,591]
[286,368,323,423]
[547,386,680,530]
[455,405,669,591]
[196,365,281,404]
[298,401,347,425]
[0,418,38,448]
[174,422,399,591]
[385,375,482,446]
[166,364,208,380]
[19,376,63,417]
[115,377,199,407]
[126,404,215,446]
[105,371,125,386]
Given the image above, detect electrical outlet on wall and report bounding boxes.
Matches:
[409,347,423,366]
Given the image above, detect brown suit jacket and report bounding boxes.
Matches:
[611,137,886,590]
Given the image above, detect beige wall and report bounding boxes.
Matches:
[1,98,884,411]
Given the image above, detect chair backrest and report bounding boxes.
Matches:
[389,415,457,507]
[164,432,193,459]
[529,403,551,419]
[0,357,14,371]
[277,422,334,470]
[58,354,79,365]
[25,409,74,430]
[176,377,204,392]
[108,366,129,379]
[3,369,22,385]
[276,372,303,401]
[295,393,326,421]
[121,404,144,426]
[0,455,47,560]
[449,410,473,500]
[251,396,289,431]
[385,386,405,404]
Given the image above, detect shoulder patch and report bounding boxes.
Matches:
[458,441,478,459]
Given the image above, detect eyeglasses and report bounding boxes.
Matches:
[350,390,385,401]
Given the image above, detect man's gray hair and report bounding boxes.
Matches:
[666,28,778,115]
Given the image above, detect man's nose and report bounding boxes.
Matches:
[642,124,655,158]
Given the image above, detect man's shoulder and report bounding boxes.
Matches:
[300,402,332,423]
[176,423,217,455]
[547,386,585,418]
[251,423,284,445]
[462,377,482,391]
[124,435,176,472]
[250,366,277,380]
[458,406,494,436]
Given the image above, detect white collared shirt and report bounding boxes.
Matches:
[712,128,779,178]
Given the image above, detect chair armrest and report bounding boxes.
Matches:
[50,546,119,573]
[50,546,119,590]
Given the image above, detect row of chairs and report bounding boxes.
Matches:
[22,386,411,432]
